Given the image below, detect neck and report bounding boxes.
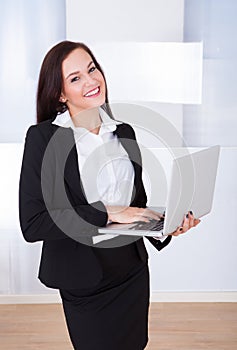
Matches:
[70,107,102,133]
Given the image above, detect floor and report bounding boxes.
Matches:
[0,302,236,349]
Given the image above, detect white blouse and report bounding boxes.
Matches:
[52,107,135,208]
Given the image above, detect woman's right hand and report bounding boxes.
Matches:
[105,205,164,224]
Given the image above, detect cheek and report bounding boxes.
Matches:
[99,76,106,95]
[96,71,106,85]
[65,84,83,97]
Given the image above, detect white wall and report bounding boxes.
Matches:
[66,0,184,42]
[1,0,236,301]
[0,0,66,143]
[65,0,185,143]
[183,0,237,147]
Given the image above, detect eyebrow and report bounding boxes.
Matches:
[65,61,94,80]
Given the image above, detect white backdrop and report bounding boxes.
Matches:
[0,0,66,142]
[1,0,237,301]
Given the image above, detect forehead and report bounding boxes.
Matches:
[62,48,93,75]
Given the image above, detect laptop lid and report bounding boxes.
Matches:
[163,145,220,234]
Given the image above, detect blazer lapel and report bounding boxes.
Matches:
[113,124,142,165]
[114,124,147,207]
[51,124,88,204]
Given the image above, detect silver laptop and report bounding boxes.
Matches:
[98,145,220,238]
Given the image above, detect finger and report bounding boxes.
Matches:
[182,214,190,232]
[133,215,150,223]
[147,209,164,219]
[171,226,184,236]
[193,218,201,226]
[138,208,163,221]
[188,211,195,228]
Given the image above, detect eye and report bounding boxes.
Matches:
[71,76,80,83]
[89,66,96,73]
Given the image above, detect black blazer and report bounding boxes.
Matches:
[19,118,172,289]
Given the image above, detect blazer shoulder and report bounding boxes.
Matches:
[25,119,57,144]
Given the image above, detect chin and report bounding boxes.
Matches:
[91,98,106,109]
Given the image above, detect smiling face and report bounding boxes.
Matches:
[60,48,106,116]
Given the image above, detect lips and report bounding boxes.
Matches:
[84,86,100,97]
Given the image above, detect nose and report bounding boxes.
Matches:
[84,73,95,85]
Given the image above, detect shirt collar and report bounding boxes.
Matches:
[52,107,122,136]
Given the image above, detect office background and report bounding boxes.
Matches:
[0,0,236,303]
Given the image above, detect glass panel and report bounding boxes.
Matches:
[0,0,66,143]
[183,0,237,146]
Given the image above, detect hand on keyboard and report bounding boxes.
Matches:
[131,217,164,231]
[105,205,164,224]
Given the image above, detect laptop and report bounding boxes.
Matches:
[98,145,220,238]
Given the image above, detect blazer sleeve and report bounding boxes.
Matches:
[19,125,108,243]
[146,235,172,251]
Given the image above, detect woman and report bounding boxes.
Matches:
[19,41,200,350]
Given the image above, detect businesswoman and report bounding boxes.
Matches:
[19,41,200,350]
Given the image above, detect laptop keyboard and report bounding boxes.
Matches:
[129,218,164,232]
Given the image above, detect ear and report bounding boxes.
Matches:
[59,94,67,103]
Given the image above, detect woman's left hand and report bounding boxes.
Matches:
[170,211,201,236]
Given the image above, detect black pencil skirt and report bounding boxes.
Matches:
[59,243,150,350]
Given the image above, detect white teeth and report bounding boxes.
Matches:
[85,87,99,97]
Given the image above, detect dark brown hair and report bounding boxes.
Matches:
[36,40,113,123]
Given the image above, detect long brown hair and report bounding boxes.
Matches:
[36,41,114,124]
